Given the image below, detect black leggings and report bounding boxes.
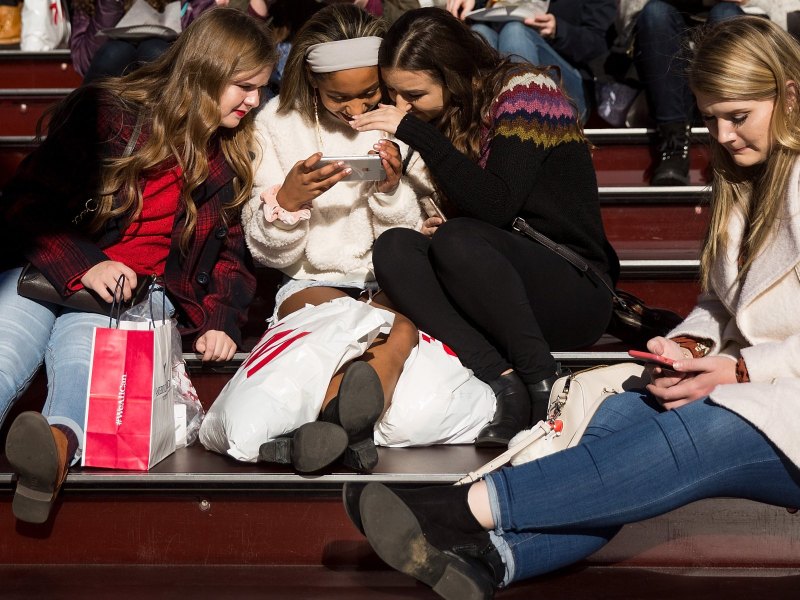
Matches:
[373,218,613,385]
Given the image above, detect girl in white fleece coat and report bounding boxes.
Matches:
[242,4,432,475]
[343,17,800,597]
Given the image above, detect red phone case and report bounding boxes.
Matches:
[628,350,676,367]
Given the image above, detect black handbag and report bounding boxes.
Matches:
[16,113,148,315]
[17,265,156,315]
[512,217,684,347]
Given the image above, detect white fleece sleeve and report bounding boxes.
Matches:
[243,125,310,270]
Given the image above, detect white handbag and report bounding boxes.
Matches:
[457,363,648,484]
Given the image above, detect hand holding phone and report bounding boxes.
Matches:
[312,155,386,182]
[420,197,447,221]
[628,350,676,368]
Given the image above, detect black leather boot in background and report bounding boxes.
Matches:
[651,121,690,186]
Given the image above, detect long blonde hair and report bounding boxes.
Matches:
[90,8,276,251]
[278,3,386,123]
[688,16,800,289]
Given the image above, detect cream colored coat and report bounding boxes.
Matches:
[244,97,432,285]
[669,157,800,468]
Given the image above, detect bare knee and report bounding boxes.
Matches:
[388,311,418,349]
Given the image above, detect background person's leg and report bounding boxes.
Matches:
[83,40,139,83]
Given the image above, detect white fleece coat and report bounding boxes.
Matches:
[244,97,430,285]
[669,157,800,468]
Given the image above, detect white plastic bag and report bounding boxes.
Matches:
[375,332,496,447]
[118,287,204,448]
[199,297,393,462]
[21,0,70,51]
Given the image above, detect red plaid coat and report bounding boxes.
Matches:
[1,87,256,347]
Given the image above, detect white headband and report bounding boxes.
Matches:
[305,36,382,74]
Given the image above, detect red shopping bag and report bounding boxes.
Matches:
[82,321,175,470]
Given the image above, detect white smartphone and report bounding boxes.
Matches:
[420,196,447,221]
[312,155,386,182]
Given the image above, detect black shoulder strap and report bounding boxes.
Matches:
[512,216,627,308]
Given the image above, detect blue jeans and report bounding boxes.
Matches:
[485,390,800,585]
[633,0,744,124]
[84,38,171,83]
[472,21,587,123]
[0,268,172,464]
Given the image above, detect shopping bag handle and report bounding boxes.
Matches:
[146,276,167,327]
[108,274,127,328]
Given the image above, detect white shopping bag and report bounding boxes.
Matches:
[199,297,393,462]
[375,332,496,447]
[21,0,70,51]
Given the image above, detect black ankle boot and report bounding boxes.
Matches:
[651,121,690,186]
[319,361,384,472]
[357,482,505,600]
[258,421,348,473]
[527,372,561,425]
[475,371,531,447]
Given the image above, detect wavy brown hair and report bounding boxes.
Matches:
[688,16,800,289]
[379,7,555,162]
[87,7,276,252]
[278,3,386,123]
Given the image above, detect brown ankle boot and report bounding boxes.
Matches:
[5,412,73,524]
[0,4,22,46]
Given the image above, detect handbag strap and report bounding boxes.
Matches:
[123,112,145,158]
[512,217,630,310]
[73,111,145,225]
[454,420,557,485]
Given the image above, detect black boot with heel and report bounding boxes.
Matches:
[319,361,384,472]
[475,371,531,447]
[527,372,561,425]
[351,482,505,600]
[258,421,348,473]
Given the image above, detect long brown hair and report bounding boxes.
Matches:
[89,8,276,251]
[688,16,800,288]
[278,3,386,123]
[379,7,541,162]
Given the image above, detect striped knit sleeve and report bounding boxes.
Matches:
[395,67,587,227]
[487,70,583,160]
